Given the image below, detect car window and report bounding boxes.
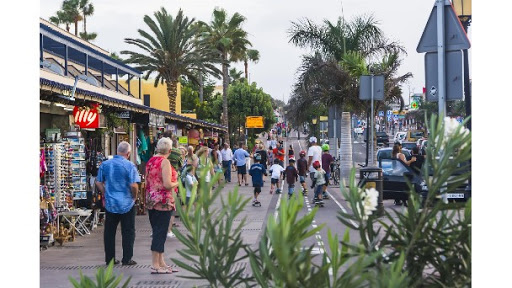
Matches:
[380,159,409,176]
[377,150,391,161]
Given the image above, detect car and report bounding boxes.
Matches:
[358,158,427,202]
[406,130,426,142]
[401,141,417,151]
[393,132,406,143]
[376,147,411,162]
[376,131,389,146]
[354,126,365,135]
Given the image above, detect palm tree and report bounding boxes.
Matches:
[199,8,251,144]
[79,0,94,34]
[49,10,73,32]
[121,8,221,114]
[62,0,83,36]
[79,31,97,41]
[242,49,259,81]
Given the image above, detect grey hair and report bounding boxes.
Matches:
[156,137,173,154]
[117,141,131,154]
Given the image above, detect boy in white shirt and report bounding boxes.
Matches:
[269,158,285,194]
[184,164,198,207]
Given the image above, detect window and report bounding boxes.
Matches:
[380,159,409,176]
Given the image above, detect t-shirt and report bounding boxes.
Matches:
[269,163,285,179]
[185,173,197,197]
[284,165,298,185]
[249,163,266,187]
[273,147,285,162]
[307,145,323,173]
[297,158,308,176]
[321,153,334,173]
[314,169,326,186]
[233,148,250,167]
[255,149,268,166]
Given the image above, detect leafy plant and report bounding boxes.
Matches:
[68,260,131,288]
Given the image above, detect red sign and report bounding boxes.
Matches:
[73,105,100,128]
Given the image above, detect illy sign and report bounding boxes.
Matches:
[73,106,100,128]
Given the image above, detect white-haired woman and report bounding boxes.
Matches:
[145,137,178,274]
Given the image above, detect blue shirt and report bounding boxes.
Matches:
[97,155,140,214]
[249,163,266,187]
[233,148,250,167]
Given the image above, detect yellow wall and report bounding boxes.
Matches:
[121,80,181,113]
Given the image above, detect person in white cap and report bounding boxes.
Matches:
[307,137,322,189]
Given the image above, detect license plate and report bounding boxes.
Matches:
[446,193,465,199]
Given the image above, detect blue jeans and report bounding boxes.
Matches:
[314,185,323,199]
[288,184,295,195]
[222,160,232,182]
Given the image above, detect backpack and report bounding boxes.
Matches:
[179,164,188,187]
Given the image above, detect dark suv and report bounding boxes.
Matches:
[376,131,389,146]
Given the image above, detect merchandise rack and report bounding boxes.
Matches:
[68,137,87,200]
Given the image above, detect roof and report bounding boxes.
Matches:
[40,21,141,77]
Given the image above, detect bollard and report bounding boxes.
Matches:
[359,167,384,216]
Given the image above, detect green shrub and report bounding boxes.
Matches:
[68,260,131,288]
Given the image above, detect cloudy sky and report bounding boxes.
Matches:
[40,0,454,103]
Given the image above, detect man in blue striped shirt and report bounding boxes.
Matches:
[96,141,141,266]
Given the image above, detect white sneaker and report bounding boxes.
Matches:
[167,232,176,238]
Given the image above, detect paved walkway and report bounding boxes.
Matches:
[40,169,278,288]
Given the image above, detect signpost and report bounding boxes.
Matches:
[359,75,384,167]
[417,0,471,116]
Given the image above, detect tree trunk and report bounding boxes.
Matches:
[83,15,87,33]
[199,70,204,102]
[66,24,70,32]
[166,79,178,114]
[244,60,248,81]
[74,20,78,36]
[222,53,230,145]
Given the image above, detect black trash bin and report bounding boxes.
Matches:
[359,167,384,216]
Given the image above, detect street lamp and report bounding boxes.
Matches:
[452,0,472,131]
[312,118,318,137]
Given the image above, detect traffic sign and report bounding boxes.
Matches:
[246,116,264,128]
[378,111,384,117]
[359,75,385,100]
[387,110,392,116]
[410,101,419,110]
[425,50,464,101]
[417,0,471,53]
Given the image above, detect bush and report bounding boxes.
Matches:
[172,114,471,287]
[68,260,131,288]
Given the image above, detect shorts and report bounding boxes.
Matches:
[288,186,295,194]
[254,186,261,193]
[299,175,306,183]
[271,178,279,184]
[237,165,247,175]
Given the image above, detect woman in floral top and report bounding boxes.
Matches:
[145,137,178,274]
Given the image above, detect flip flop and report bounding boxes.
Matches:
[165,265,179,272]
[151,266,172,274]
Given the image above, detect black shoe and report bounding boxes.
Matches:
[106,259,120,265]
[122,259,137,266]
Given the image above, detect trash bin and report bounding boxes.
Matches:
[359,167,384,216]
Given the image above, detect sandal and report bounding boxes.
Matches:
[151,266,172,274]
[165,265,179,272]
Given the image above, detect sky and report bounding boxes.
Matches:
[40,0,442,104]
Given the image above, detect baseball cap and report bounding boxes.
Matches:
[309,136,317,143]
[299,150,306,156]
[289,157,296,162]
[313,160,321,169]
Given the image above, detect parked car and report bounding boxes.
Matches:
[401,141,417,151]
[359,158,427,202]
[354,126,365,135]
[406,130,426,142]
[393,132,406,143]
[376,147,411,162]
[376,131,389,146]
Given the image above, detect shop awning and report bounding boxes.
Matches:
[40,78,227,132]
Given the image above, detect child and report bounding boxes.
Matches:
[288,144,295,159]
[249,153,267,205]
[312,161,326,204]
[283,158,298,199]
[184,164,198,208]
[297,151,309,195]
[269,158,285,194]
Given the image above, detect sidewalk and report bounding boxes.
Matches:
[40,170,277,288]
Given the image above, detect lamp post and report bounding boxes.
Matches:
[312,118,318,138]
[452,0,472,131]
